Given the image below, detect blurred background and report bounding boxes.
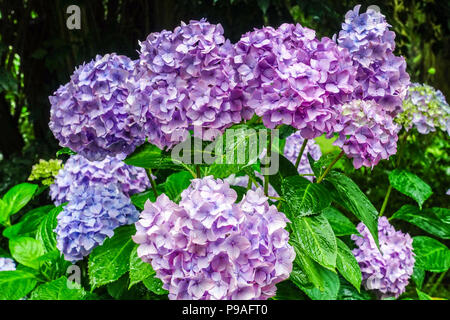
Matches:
[0,0,448,213]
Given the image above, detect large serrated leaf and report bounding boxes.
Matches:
[268,152,299,196]
[391,205,450,239]
[325,171,379,248]
[164,171,193,203]
[88,225,136,289]
[9,237,45,269]
[124,143,178,170]
[30,276,88,300]
[297,265,340,300]
[322,207,358,236]
[281,176,331,219]
[293,214,337,270]
[388,169,432,208]
[129,245,155,289]
[0,270,37,300]
[2,205,52,239]
[336,238,361,292]
[36,205,64,253]
[2,183,38,217]
[413,236,450,272]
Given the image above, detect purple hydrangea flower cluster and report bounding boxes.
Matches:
[50,154,149,206]
[49,54,145,161]
[333,99,401,169]
[352,216,415,299]
[55,184,139,262]
[0,257,16,271]
[128,19,250,149]
[233,23,356,138]
[283,131,322,179]
[396,83,450,135]
[338,5,410,116]
[133,176,294,300]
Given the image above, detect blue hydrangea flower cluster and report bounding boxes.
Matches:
[49,53,145,161]
[352,217,415,299]
[338,5,410,116]
[396,83,450,135]
[55,184,139,262]
[50,154,149,206]
[133,176,295,300]
[0,257,16,271]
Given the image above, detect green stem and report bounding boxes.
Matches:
[246,176,253,190]
[294,139,308,169]
[264,130,272,196]
[429,271,447,296]
[196,165,201,179]
[379,185,392,216]
[316,151,344,183]
[147,169,158,199]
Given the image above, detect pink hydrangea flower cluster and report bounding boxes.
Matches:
[133,176,294,300]
[128,19,251,150]
[333,99,401,169]
[233,23,356,138]
[352,217,415,299]
[338,5,410,116]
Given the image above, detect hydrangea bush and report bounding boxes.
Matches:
[0,4,448,302]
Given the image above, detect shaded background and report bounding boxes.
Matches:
[0,0,449,210]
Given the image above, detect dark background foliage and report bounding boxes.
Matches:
[0,0,448,210]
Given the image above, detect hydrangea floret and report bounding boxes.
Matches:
[0,257,16,271]
[28,159,63,186]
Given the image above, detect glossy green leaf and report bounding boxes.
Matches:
[164,171,193,203]
[131,185,165,210]
[30,277,88,300]
[391,205,450,239]
[322,207,358,236]
[413,236,450,272]
[124,143,178,169]
[268,152,300,196]
[298,265,340,300]
[273,280,306,300]
[411,266,425,289]
[9,237,45,269]
[88,225,136,289]
[416,289,432,300]
[0,270,37,300]
[3,183,38,217]
[129,245,155,289]
[2,205,52,239]
[337,277,372,300]
[293,214,337,270]
[143,276,168,295]
[388,169,432,208]
[431,207,450,224]
[336,238,361,292]
[36,205,64,253]
[281,176,331,218]
[325,172,379,248]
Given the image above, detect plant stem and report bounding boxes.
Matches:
[294,139,308,169]
[379,185,392,216]
[429,271,447,296]
[147,169,158,199]
[246,176,253,190]
[196,165,201,178]
[264,130,272,196]
[316,151,344,183]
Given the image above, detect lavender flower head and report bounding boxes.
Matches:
[55,184,139,262]
[50,154,149,206]
[396,83,450,135]
[352,217,415,299]
[283,131,322,179]
[334,99,401,169]
[133,176,294,300]
[233,23,356,138]
[129,19,249,149]
[49,53,145,161]
[338,5,410,116]
[0,257,16,271]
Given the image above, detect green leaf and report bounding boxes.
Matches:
[88,225,136,289]
[164,171,193,203]
[281,176,331,218]
[30,277,88,300]
[413,236,450,272]
[268,152,299,196]
[291,247,324,290]
[9,237,45,269]
[337,277,372,300]
[388,169,432,209]
[272,280,306,300]
[336,238,361,292]
[3,183,38,217]
[143,276,168,295]
[293,214,337,270]
[36,205,64,253]
[230,185,247,202]
[131,185,165,210]
[321,207,358,236]
[391,205,450,239]
[431,207,450,224]
[325,171,379,248]
[298,265,340,300]
[2,205,52,239]
[411,266,425,289]
[257,0,270,14]
[129,245,155,289]
[56,147,76,157]
[0,199,7,224]
[309,150,342,178]
[0,270,37,300]
[416,288,432,300]
[124,143,178,170]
